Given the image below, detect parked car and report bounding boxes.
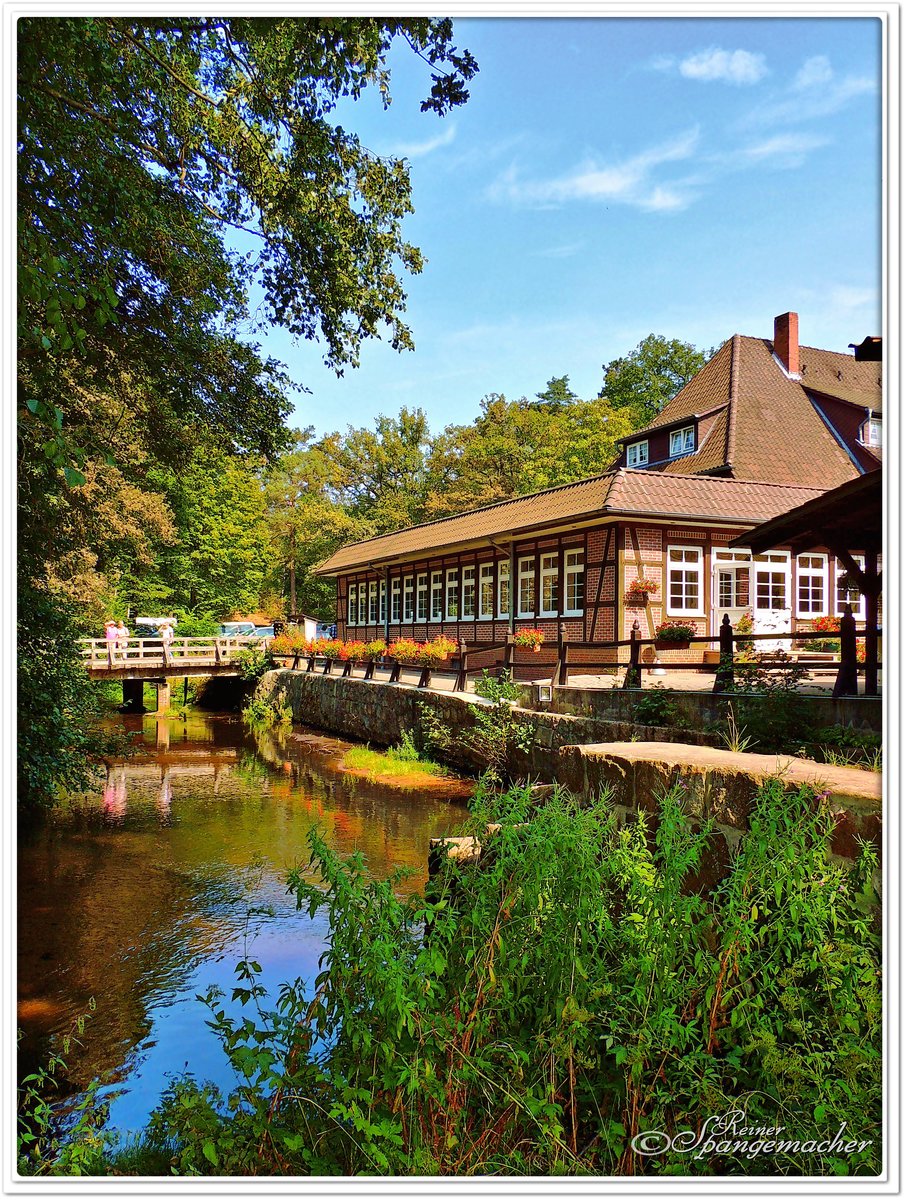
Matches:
[248,626,275,643]
[218,621,255,637]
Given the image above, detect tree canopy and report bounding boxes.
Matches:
[598,334,713,428]
[17,16,477,807]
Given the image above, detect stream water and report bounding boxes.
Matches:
[17,712,471,1139]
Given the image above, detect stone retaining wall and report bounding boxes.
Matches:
[261,670,881,878]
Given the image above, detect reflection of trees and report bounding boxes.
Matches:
[18,718,470,1106]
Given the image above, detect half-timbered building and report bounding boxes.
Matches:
[315,313,881,675]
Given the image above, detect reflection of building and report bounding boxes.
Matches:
[317,313,881,670]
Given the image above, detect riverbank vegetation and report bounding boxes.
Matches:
[342,733,448,784]
[19,775,880,1177]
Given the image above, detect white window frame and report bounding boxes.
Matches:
[390,577,401,623]
[540,552,559,617]
[461,565,476,619]
[858,417,882,448]
[753,551,790,613]
[445,568,459,620]
[430,569,443,621]
[403,575,414,622]
[626,440,649,467]
[357,582,367,625]
[835,555,866,620]
[416,573,428,622]
[497,560,510,619]
[368,580,378,624]
[669,426,695,457]
[347,582,357,626]
[517,556,536,618]
[796,554,827,617]
[379,580,386,624]
[564,549,585,616]
[666,546,704,616]
[479,563,495,620]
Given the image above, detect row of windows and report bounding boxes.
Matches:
[347,552,585,625]
[626,424,696,469]
[677,548,867,618]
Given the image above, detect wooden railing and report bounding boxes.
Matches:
[81,636,255,670]
[266,610,882,700]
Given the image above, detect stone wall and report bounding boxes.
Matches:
[533,684,881,734]
[261,670,881,880]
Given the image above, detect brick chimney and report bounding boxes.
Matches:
[773,312,799,376]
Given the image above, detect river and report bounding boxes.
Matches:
[17,712,472,1140]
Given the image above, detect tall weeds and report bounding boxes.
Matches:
[126,774,881,1177]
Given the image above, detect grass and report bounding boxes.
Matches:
[342,743,448,782]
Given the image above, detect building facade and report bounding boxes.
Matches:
[316,313,880,673]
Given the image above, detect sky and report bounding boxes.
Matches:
[245,15,883,438]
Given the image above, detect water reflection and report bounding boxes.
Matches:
[18,713,471,1137]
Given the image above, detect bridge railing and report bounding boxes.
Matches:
[80,636,256,669]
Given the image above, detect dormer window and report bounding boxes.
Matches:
[626,440,649,467]
[669,426,695,457]
[858,417,882,448]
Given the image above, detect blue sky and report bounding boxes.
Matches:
[249,16,882,437]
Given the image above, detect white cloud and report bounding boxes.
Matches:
[535,242,584,259]
[745,55,876,126]
[384,123,456,160]
[487,128,701,213]
[794,55,834,90]
[740,132,830,167]
[679,47,768,86]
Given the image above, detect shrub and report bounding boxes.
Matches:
[632,685,685,729]
[463,670,533,781]
[141,778,880,1177]
[241,695,291,730]
[233,645,271,683]
[654,620,697,642]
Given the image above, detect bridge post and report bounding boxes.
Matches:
[155,679,172,713]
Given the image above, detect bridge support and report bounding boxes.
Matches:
[122,680,146,713]
[155,679,172,713]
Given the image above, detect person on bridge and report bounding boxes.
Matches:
[160,620,175,659]
[116,619,129,661]
[104,620,118,663]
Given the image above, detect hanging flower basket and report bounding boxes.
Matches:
[654,620,696,650]
[626,577,659,605]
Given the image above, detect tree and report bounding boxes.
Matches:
[598,334,712,428]
[534,374,579,408]
[17,17,477,807]
[318,408,436,533]
[263,431,367,619]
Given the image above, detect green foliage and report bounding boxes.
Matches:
[242,693,291,730]
[17,583,121,810]
[632,686,687,730]
[134,778,880,1176]
[463,671,534,782]
[342,738,448,781]
[170,612,220,638]
[17,1005,111,1176]
[731,654,813,753]
[599,334,712,428]
[234,645,272,684]
[719,701,755,753]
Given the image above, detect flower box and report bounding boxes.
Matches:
[653,621,696,650]
[513,629,545,651]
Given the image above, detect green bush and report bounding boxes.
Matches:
[632,685,686,729]
[135,777,879,1177]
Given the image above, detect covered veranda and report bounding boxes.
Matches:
[730,471,882,697]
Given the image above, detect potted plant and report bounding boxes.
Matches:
[418,635,458,668]
[626,577,659,605]
[653,620,696,649]
[387,637,420,665]
[363,639,388,661]
[338,639,365,662]
[513,628,545,652]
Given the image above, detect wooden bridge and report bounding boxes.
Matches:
[80,636,259,710]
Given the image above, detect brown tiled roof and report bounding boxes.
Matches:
[798,344,882,410]
[315,469,828,575]
[630,334,863,487]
